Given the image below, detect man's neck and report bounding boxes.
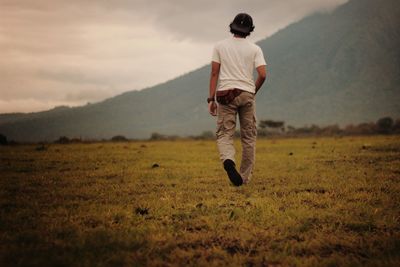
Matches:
[233,34,246,39]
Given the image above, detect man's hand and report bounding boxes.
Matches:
[208,101,217,116]
[209,61,220,113]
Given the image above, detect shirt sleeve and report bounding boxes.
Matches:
[211,45,220,63]
[254,46,266,68]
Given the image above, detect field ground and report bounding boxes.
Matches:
[1,135,399,266]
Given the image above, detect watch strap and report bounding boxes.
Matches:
[207,97,215,103]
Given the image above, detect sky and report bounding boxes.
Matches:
[0,0,348,113]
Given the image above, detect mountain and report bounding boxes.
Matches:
[1,0,399,142]
[257,0,400,126]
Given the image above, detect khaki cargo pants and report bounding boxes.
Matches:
[216,91,257,183]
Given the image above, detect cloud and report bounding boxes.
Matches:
[138,0,348,42]
[0,0,348,113]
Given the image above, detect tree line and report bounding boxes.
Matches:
[0,116,399,145]
[257,116,400,137]
[194,116,400,140]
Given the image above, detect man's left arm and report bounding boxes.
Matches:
[254,46,267,94]
[255,65,266,94]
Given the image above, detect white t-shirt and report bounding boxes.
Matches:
[212,37,266,94]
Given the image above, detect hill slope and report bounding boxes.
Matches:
[1,0,399,141]
[257,0,400,126]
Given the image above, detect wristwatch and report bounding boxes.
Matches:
[207,97,215,103]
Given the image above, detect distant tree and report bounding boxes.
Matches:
[320,124,342,135]
[0,134,7,145]
[150,132,165,141]
[309,124,321,135]
[293,125,319,135]
[361,123,377,135]
[287,125,296,132]
[345,122,376,135]
[258,120,285,136]
[259,120,285,129]
[393,119,400,133]
[55,136,70,144]
[167,135,180,141]
[111,135,128,142]
[344,124,356,135]
[257,129,268,137]
[376,117,394,134]
[199,131,214,140]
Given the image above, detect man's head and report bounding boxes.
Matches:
[229,13,255,38]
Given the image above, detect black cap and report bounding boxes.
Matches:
[229,13,255,34]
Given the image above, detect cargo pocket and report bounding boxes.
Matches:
[217,115,236,139]
[223,116,236,132]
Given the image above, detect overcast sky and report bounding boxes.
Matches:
[0,0,348,113]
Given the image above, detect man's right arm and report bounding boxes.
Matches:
[255,65,266,94]
[209,61,220,99]
[208,61,220,116]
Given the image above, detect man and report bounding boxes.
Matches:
[208,13,267,186]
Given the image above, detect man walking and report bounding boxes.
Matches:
[208,13,267,186]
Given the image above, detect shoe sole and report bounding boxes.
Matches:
[224,166,243,186]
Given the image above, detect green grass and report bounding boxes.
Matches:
[1,136,399,266]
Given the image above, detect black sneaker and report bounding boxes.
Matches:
[223,159,243,186]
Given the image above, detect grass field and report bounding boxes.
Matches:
[1,135,399,266]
